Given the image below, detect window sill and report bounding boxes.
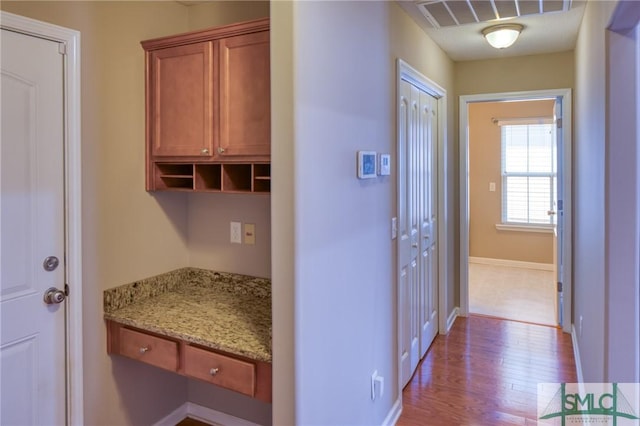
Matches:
[495,223,555,234]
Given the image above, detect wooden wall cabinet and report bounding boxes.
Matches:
[219,31,270,158]
[142,18,270,192]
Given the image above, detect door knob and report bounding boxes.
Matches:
[43,287,66,305]
[217,147,225,154]
[201,148,210,155]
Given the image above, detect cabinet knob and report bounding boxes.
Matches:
[209,367,220,376]
[201,148,209,155]
[139,347,149,354]
[217,147,225,154]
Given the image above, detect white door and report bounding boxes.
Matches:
[398,79,420,387]
[553,96,564,326]
[418,92,438,357]
[399,79,438,387]
[1,28,67,425]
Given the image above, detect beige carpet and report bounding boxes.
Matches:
[469,262,557,326]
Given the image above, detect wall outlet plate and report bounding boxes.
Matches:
[230,221,242,244]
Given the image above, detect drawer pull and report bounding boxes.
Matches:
[209,367,220,376]
[139,346,150,354]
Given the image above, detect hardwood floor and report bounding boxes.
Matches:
[175,418,214,426]
[397,315,577,426]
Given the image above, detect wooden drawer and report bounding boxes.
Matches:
[184,345,256,397]
[119,327,179,371]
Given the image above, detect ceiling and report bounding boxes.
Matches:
[397,0,586,61]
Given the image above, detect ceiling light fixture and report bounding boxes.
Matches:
[482,24,524,49]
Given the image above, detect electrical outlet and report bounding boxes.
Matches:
[230,222,242,244]
[244,223,255,245]
[370,370,384,401]
[371,370,378,401]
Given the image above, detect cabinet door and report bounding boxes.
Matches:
[150,41,215,157]
[218,31,270,158]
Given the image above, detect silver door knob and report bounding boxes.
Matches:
[43,287,66,304]
[217,147,225,154]
[209,367,220,376]
[201,148,209,155]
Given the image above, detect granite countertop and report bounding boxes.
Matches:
[104,268,272,363]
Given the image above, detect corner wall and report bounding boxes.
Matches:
[271,2,455,424]
[573,0,616,382]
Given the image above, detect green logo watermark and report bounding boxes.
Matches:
[538,383,640,425]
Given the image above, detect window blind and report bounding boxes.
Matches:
[501,123,556,225]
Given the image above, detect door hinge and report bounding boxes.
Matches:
[64,283,70,296]
[58,43,67,55]
[557,281,563,292]
[556,118,563,129]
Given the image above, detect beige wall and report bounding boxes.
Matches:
[1,1,271,425]
[455,50,574,95]
[187,0,269,30]
[469,100,555,264]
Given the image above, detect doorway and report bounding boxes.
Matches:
[0,11,83,424]
[467,99,558,326]
[459,89,573,333]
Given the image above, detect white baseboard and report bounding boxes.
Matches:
[153,403,189,426]
[382,398,402,426]
[469,256,554,271]
[446,307,459,333]
[153,402,262,426]
[571,324,584,383]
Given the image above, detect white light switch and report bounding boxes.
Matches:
[489,182,496,192]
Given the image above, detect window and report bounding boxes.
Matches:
[501,123,556,226]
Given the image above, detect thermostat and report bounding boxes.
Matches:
[357,151,377,179]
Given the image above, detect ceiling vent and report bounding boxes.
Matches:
[417,0,574,29]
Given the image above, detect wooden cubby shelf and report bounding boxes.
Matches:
[253,164,270,193]
[152,162,270,194]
